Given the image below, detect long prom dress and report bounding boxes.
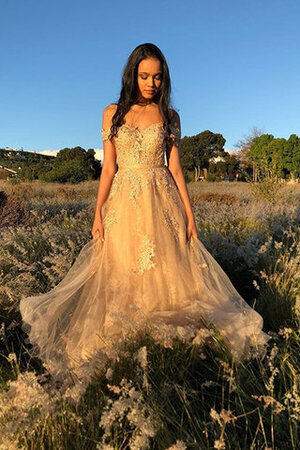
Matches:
[19,121,270,383]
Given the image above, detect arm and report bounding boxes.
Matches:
[166,110,198,240]
[92,104,117,240]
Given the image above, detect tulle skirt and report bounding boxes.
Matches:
[19,166,271,384]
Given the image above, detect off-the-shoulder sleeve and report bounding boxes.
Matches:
[101,127,111,142]
[169,124,181,146]
[168,109,181,146]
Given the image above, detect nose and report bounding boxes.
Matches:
[147,78,156,87]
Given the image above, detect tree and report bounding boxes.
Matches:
[180,130,226,181]
[283,134,300,180]
[246,133,300,181]
[235,126,265,181]
[246,134,275,179]
[40,159,89,184]
[40,146,99,183]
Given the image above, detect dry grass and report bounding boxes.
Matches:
[0,178,299,449]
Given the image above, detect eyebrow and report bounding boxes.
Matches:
[139,71,162,75]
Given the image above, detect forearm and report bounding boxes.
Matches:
[94,167,116,218]
[169,167,196,222]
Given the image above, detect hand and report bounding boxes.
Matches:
[92,215,105,241]
[186,217,198,242]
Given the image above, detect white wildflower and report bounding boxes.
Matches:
[214,438,226,449]
[106,383,121,395]
[105,367,113,381]
[7,353,17,364]
[98,378,158,449]
[0,371,56,446]
[210,408,221,425]
[278,327,293,339]
[135,346,148,370]
[252,279,260,290]
[219,408,236,423]
[274,240,283,249]
[192,328,214,346]
[201,380,216,388]
[283,380,300,421]
[252,394,285,415]
[258,244,267,254]
[0,322,5,340]
[176,325,196,342]
[62,380,86,405]
[259,270,268,279]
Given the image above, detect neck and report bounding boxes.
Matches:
[135,97,153,106]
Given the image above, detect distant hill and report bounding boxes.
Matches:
[0,146,101,182]
[0,148,54,174]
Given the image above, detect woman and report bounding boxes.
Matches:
[19,43,270,384]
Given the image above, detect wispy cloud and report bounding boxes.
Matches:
[38,150,59,157]
[37,149,104,161]
[225,148,237,154]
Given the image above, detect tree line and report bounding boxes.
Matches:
[0,147,101,183]
[179,129,300,182]
[2,129,299,184]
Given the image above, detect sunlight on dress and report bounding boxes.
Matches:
[19,120,271,386]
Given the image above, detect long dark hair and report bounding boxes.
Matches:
[108,43,177,144]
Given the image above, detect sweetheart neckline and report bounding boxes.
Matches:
[121,122,164,133]
[101,122,180,139]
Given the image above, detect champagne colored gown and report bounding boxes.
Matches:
[19,120,270,383]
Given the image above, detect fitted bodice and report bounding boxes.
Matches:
[101,122,181,170]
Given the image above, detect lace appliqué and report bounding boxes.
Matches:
[132,234,156,275]
[163,208,179,242]
[127,171,151,204]
[161,259,178,303]
[102,128,112,142]
[156,172,179,204]
[169,124,181,146]
[107,173,121,200]
[107,171,151,206]
[102,122,181,213]
[103,208,117,232]
[114,123,166,167]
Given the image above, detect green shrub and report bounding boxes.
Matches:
[40,160,89,184]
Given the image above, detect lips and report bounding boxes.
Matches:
[145,90,155,94]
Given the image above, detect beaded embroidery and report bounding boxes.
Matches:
[101,127,112,141]
[163,208,180,241]
[103,208,117,232]
[101,122,182,209]
[132,234,156,274]
[125,170,151,203]
[169,124,181,146]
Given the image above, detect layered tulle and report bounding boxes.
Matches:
[19,164,271,384]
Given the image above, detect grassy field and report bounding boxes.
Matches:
[0,179,299,449]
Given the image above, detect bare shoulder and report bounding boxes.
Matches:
[102,103,118,129]
[103,103,118,117]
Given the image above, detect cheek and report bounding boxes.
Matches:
[138,78,145,90]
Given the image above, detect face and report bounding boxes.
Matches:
[137,57,162,101]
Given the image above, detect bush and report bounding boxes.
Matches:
[249,176,283,204]
[40,160,89,184]
[7,177,21,185]
[0,191,29,228]
[206,173,221,182]
[191,191,237,206]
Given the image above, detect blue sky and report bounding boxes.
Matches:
[1,0,299,159]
